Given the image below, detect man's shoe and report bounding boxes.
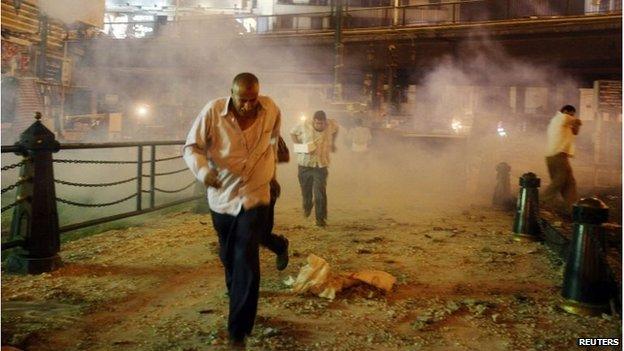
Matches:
[304,208,312,218]
[228,338,246,349]
[276,237,289,271]
[316,219,327,227]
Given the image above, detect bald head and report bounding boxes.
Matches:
[231,73,260,118]
[232,72,259,88]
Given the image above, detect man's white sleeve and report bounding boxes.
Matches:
[183,102,213,183]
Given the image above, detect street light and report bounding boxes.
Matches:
[135,104,150,119]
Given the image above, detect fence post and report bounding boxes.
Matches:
[6,112,61,274]
[137,146,143,211]
[150,145,156,208]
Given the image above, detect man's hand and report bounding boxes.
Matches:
[331,145,337,153]
[572,118,582,135]
[290,133,301,144]
[203,169,222,189]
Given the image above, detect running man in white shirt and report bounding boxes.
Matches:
[183,73,288,347]
[543,105,582,209]
[290,111,339,227]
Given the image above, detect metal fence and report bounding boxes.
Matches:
[1,134,201,252]
[234,0,621,34]
[99,0,621,39]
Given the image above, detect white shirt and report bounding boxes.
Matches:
[546,111,577,157]
[290,119,339,168]
[183,96,280,215]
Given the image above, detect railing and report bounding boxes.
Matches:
[99,0,621,39]
[233,0,621,34]
[1,135,202,253]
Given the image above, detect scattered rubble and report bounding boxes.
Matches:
[1,204,620,350]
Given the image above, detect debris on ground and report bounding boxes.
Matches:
[292,254,396,300]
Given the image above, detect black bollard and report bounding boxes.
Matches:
[492,162,511,209]
[6,112,61,274]
[561,197,611,316]
[512,172,541,242]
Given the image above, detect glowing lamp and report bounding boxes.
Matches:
[135,104,150,118]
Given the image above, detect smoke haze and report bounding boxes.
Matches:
[2,6,620,232]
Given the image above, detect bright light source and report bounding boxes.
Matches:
[451,119,463,133]
[135,104,149,118]
[497,121,507,137]
[300,114,306,121]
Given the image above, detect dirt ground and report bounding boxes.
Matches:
[2,146,622,351]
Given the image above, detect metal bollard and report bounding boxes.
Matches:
[512,172,541,242]
[492,162,511,209]
[6,112,61,274]
[561,197,611,316]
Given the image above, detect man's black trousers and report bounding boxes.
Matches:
[210,204,286,340]
[264,196,288,254]
[297,165,328,222]
[210,206,265,340]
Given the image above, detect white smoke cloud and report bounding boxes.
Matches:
[39,0,106,27]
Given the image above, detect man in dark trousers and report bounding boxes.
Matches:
[267,136,290,270]
[290,110,339,227]
[543,105,582,210]
[183,73,288,347]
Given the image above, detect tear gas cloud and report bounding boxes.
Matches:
[38,0,105,26]
[395,35,585,208]
[3,6,619,227]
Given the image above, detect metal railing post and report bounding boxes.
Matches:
[333,0,344,101]
[137,145,143,211]
[402,6,406,25]
[383,8,388,26]
[392,0,399,27]
[150,145,156,208]
[452,3,457,23]
[566,0,570,16]
[6,112,61,274]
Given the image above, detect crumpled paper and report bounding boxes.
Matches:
[291,254,396,300]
